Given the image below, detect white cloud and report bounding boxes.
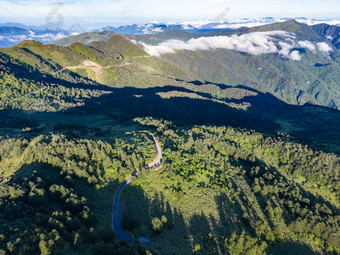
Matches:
[289,50,301,61]
[278,41,294,58]
[317,42,333,53]
[295,18,340,26]
[141,30,325,61]
[0,32,68,46]
[142,31,289,56]
[297,40,316,52]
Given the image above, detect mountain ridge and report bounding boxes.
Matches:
[2,17,339,47]
[3,21,340,110]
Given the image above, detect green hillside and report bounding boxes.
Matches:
[0,112,339,255]
[1,34,194,87]
[50,21,340,109]
[52,31,117,47]
[312,24,340,49]
[162,47,340,108]
[0,20,339,255]
[150,21,340,109]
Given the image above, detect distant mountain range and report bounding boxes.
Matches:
[1,17,339,47]
[0,26,71,47]
[101,17,340,35]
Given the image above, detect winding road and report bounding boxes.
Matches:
[112,132,162,243]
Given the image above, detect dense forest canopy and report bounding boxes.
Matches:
[0,117,339,254]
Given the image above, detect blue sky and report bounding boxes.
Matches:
[1,0,340,27]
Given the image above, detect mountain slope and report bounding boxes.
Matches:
[162,47,340,108]
[51,21,340,109]
[312,23,340,49]
[135,21,340,109]
[1,34,194,87]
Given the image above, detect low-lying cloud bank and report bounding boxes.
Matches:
[139,31,333,61]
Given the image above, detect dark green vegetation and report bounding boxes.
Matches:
[0,114,339,254]
[0,20,339,254]
[312,24,340,50]
[125,118,340,254]
[0,129,156,255]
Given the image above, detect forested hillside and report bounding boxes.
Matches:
[0,129,156,255]
[0,20,339,255]
[157,21,340,109]
[0,117,339,254]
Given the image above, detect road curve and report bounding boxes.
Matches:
[112,132,162,243]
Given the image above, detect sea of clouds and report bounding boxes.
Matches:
[0,30,69,47]
[139,31,333,61]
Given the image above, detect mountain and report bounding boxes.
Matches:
[0,22,51,30]
[129,20,340,110]
[102,21,232,35]
[2,21,340,117]
[123,20,324,46]
[52,31,117,47]
[312,23,340,49]
[0,26,70,47]
[102,17,340,35]
[53,29,205,47]
[0,20,340,255]
[2,18,339,47]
